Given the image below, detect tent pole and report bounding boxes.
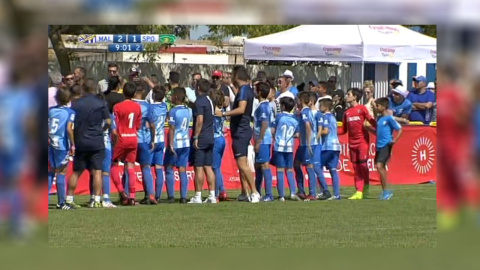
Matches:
[361,61,365,89]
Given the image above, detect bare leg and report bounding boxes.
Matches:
[237,156,258,194]
[376,162,388,191]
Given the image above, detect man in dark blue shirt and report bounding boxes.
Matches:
[66,86,111,208]
[190,79,217,204]
[215,65,260,203]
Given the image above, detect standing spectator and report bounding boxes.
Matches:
[73,67,86,87]
[63,73,75,89]
[165,71,181,110]
[254,71,267,83]
[212,70,231,108]
[388,79,403,97]
[388,86,412,125]
[327,76,342,97]
[223,71,236,110]
[66,80,111,208]
[408,75,435,124]
[189,79,216,204]
[97,63,119,93]
[184,72,202,105]
[314,81,329,109]
[48,72,63,108]
[363,81,376,118]
[104,76,125,114]
[427,82,437,122]
[215,65,260,203]
[333,91,346,122]
[282,70,298,96]
[276,77,295,101]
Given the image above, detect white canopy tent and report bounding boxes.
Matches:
[244,25,436,64]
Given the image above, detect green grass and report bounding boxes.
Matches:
[48,185,436,248]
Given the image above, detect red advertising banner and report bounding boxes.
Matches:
[50,125,436,195]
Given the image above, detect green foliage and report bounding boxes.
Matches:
[200,25,298,45]
[403,25,437,38]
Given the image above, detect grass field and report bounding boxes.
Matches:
[48,185,437,248]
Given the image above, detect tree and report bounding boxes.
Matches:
[403,25,437,38]
[200,25,298,45]
[48,25,194,75]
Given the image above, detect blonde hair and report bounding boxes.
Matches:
[363,80,374,91]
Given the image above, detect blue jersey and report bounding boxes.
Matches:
[168,105,192,149]
[134,99,151,144]
[48,105,75,151]
[274,112,299,152]
[103,114,116,150]
[214,109,226,138]
[312,109,324,145]
[322,112,341,151]
[148,101,168,143]
[254,101,274,145]
[298,107,317,146]
[376,115,402,149]
[388,97,412,117]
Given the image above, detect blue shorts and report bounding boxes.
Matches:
[102,148,112,173]
[164,147,189,168]
[255,144,271,164]
[313,145,322,165]
[213,137,226,169]
[137,143,153,166]
[152,142,165,166]
[321,150,340,170]
[48,147,69,169]
[295,145,315,165]
[272,151,294,168]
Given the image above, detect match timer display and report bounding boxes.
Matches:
[78,34,176,52]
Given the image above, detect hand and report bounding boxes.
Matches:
[307,145,313,155]
[391,139,398,145]
[254,142,260,154]
[169,145,176,156]
[194,139,199,150]
[150,142,155,152]
[69,145,75,156]
[215,107,223,117]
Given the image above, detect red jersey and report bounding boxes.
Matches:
[113,100,142,148]
[341,104,377,146]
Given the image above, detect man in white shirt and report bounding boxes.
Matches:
[276,76,296,102]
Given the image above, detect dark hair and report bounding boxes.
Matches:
[209,86,225,108]
[75,67,86,77]
[376,97,389,109]
[85,78,96,93]
[320,99,333,110]
[280,97,295,112]
[172,87,186,103]
[232,65,250,81]
[107,76,120,91]
[298,91,310,105]
[256,71,267,80]
[192,72,202,79]
[71,85,83,96]
[197,78,210,94]
[55,87,71,105]
[255,82,270,99]
[108,63,119,69]
[123,82,137,99]
[309,92,318,104]
[348,88,363,102]
[153,85,166,102]
[266,79,276,90]
[318,81,328,90]
[150,74,160,84]
[169,71,180,84]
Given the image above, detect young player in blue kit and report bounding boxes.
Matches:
[253,82,275,201]
[148,86,168,202]
[309,93,330,200]
[133,85,157,205]
[372,98,403,200]
[319,98,342,200]
[271,97,300,201]
[294,92,319,201]
[210,85,228,201]
[100,107,117,208]
[164,87,193,204]
[48,88,75,209]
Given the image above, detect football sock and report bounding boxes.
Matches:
[123,167,129,197]
[155,168,164,199]
[359,162,370,186]
[48,171,54,192]
[353,163,364,192]
[165,166,174,198]
[127,168,136,199]
[314,163,329,191]
[110,165,125,193]
[306,167,316,196]
[286,170,297,194]
[209,190,215,198]
[214,167,222,197]
[195,191,202,199]
[56,174,66,205]
[276,170,285,198]
[263,168,273,198]
[94,196,101,203]
[102,175,110,200]
[180,171,188,199]
[142,166,154,196]
[294,165,305,194]
[66,195,73,203]
[330,168,340,197]
[255,169,263,196]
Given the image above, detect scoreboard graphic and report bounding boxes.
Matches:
[78,34,176,52]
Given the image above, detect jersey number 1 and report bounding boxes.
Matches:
[128,113,134,128]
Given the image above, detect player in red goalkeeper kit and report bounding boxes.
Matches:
[339,88,377,199]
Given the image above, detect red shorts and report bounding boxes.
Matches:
[113,146,137,163]
[349,144,369,163]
